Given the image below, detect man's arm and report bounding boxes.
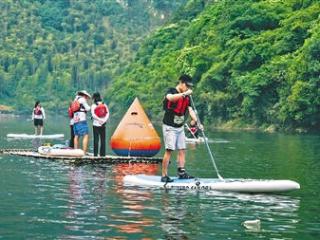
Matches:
[188,106,197,122]
[188,106,204,130]
[80,98,91,111]
[166,89,192,102]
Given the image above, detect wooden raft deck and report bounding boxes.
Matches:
[0,149,162,164]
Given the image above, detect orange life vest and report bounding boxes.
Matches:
[165,96,190,116]
[68,105,74,118]
[70,100,81,113]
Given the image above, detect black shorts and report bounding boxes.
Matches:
[34,119,43,126]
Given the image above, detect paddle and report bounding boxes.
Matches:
[184,123,198,139]
[189,95,224,180]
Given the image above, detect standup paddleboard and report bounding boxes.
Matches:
[7,133,64,139]
[38,146,85,157]
[185,137,207,144]
[185,137,230,144]
[123,174,300,193]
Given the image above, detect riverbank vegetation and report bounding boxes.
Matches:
[1,0,319,131]
[109,0,320,132]
[0,0,186,108]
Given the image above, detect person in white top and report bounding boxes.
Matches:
[32,101,45,135]
[91,92,109,156]
[72,90,91,153]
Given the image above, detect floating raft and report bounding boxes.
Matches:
[0,149,162,165]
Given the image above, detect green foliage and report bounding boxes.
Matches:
[109,0,320,131]
[0,0,187,109]
[1,0,319,131]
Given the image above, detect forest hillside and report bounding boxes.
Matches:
[109,0,320,131]
[0,0,187,109]
[1,0,319,131]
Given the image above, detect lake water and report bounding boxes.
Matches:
[0,114,319,239]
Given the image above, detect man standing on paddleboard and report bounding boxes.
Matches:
[161,74,202,182]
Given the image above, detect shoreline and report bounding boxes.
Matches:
[210,123,314,134]
[0,104,13,113]
[1,111,317,134]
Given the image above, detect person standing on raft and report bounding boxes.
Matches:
[161,74,202,182]
[91,92,109,156]
[71,90,91,153]
[32,101,45,135]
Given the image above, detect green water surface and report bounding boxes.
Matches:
[0,114,319,239]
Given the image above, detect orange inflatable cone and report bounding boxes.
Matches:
[110,98,161,157]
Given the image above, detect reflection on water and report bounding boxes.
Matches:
[63,166,110,239]
[32,138,43,149]
[145,188,300,239]
[160,191,191,239]
[107,189,155,235]
[108,164,158,237]
[66,166,107,217]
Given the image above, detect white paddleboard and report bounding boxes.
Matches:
[185,137,206,143]
[38,146,85,157]
[7,133,64,139]
[123,174,300,193]
[185,137,230,144]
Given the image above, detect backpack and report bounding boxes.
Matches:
[68,105,74,118]
[70,100,81,113]
[94,103,108,118]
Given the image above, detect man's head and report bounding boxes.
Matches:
[178,74,193,92]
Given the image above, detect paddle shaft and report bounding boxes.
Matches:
[189,95,224,180]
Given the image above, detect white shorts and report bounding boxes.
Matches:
[162,124,186,151]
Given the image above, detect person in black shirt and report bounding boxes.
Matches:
[161,74,200,182]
